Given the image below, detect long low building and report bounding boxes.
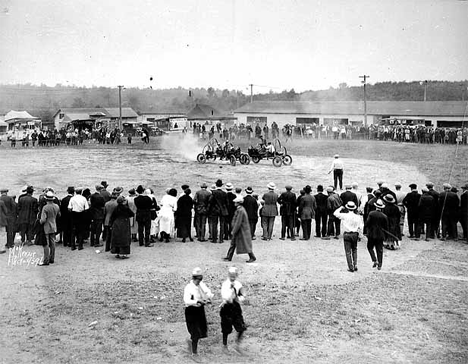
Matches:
[233,101,468,128]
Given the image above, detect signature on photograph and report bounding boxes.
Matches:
[7,244,42,267]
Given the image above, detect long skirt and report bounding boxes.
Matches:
[185,306,207,341]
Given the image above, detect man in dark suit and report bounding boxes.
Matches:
[340,185,358,207]
[278,185,297,240]
[134,185,153,247]
[193,183,211,242]
[314,185,328,238]
[60,187,75,247]
[17,186,38,245]
[243,187,259,240]
[0,188,17,248]
[439,183,460,240]
[403,184,421,239]
[89,185,105,247]
[417,188,435,241]
[208,179,229,244]
[261,182,279,240]
[224,183,236,240]
[366,199,389,270]
[426,182,440,238]
[460,183,468,242]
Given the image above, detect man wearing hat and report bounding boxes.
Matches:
[403,184,421,239]
[365,199,389,270]
[261,182,278,240]
[382,194,402,248]
[183,267,214,356]
[193,183,211,242]
[17,186,38,245]
[438,183,460,241]
[133,186,153,247]
[225,183,236,241]
[328,154,344,190]
[39,191,61,265]
[243,187,259,240]
[278,185,297,241]
[223,196,257,263]
[334,201,363,272]
[89,185,106,247]
[100,181,111,203]
[460,183,468,242]
[0,188,17,248]
[207,179,229,244]
[314,185,328,238]
[68,188,89,250]
[418,188,435,241]
[394,183,406,236]
[220,267,248,353]
[426,182,440,239]
[60,187,75,247]
[326,186,342,239]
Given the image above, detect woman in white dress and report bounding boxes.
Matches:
[158,188,177,242]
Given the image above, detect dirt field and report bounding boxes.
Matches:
[0,136,467,364]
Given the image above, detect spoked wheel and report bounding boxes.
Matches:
[252,156,260,164]
[197,153,206,164]
[240,154,250,165]
[230,155,236,166]
[272,156,283,167]
[282,155,292,165]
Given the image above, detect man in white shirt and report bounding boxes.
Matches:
[220,267,247,353]
[68,188,89,250]
[334,201,364,272]
[183,267,214,357]
[328,154,344,190]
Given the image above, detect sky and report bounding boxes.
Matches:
[0,0,467,93]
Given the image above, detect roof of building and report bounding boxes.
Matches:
[4,110,40,122]
[187,104,223,119]
[234,101,468,117]
[53,107,138,120]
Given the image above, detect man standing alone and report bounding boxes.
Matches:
[328,154,344,190]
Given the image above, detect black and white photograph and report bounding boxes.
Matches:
[0,0,467,363]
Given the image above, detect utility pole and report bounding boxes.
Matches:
[359,75,370,126]
[249,84,253,103]
[420,80,428,101]
[118,85,124,130]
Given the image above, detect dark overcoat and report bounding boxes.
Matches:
[110,204,134,254]
[231,205,252,254]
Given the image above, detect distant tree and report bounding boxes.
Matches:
[72,97,85,108]
[207,87,216,98]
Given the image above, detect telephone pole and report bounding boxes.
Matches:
[359,75,370,126]
[118,85,124,130]
[249,84,254,103]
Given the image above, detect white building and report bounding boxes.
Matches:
[234,101,468,128]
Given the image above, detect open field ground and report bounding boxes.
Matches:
[0,136,467,364]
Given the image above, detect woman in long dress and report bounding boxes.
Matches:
[110,196,134,259]
[158,188,177,243]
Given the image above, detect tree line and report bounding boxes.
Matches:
[0,81,466,125]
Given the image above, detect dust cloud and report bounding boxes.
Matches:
[159,133,201,161]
